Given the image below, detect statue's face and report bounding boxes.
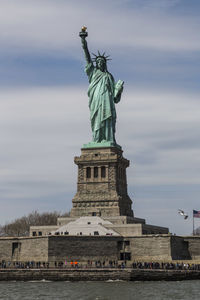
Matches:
[96,58,106,71]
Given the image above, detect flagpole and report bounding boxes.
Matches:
[193,210,195,236]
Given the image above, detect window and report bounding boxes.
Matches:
[86,167,91,178]
[117,241,123,250]
[38,231,42,236]
[94,231,99,235]
[94,167,98,178]
[125,241,130,246]
[92,212,97,216]
[12,243,21,256]
[125,253,131,260]
[32,231,37,236]
[120,252,131,261]
[101,166,106,178]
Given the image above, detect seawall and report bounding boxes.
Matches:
[0,268,200,281]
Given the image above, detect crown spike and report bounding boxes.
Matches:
[92,50,112,63]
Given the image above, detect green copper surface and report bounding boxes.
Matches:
[79,28,124,148]
[82,141,121,149]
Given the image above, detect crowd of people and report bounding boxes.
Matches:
[1,260,200,270]
[0,260,117,269]
[132,262,200,270]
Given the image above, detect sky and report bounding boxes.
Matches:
[0,0,200,235]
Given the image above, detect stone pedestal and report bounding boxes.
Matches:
[70,147,134,218]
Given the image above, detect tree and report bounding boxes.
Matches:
[0,210,70,237]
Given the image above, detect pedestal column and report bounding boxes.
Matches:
[70,147,133,218]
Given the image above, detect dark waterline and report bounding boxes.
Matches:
[0,280,200,300]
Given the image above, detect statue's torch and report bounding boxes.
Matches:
[79,26,88,38]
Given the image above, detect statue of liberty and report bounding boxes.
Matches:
[79,27,124,148]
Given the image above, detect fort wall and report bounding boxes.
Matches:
[0,235,198,264]
[184,237,200,260]
[0,268,200,281]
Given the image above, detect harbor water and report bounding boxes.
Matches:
[0,280,199,300]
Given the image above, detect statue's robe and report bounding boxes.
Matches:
[85,62,119,143]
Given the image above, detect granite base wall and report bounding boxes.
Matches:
[0,237,49,263]
[0,235,199,264]
[171,236,191,260]
[184,237,200,260]
[127,236,172,261]
[0,269,200,281]
[48,236,121,263]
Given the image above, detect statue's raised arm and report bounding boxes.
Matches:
[79,26,92,65]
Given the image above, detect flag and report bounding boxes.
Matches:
[193,210,200,218]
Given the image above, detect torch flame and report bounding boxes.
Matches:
[81,26,87,32]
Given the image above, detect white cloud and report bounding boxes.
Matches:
[0,0,200,56]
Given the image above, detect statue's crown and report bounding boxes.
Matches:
[92,51,111,63]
